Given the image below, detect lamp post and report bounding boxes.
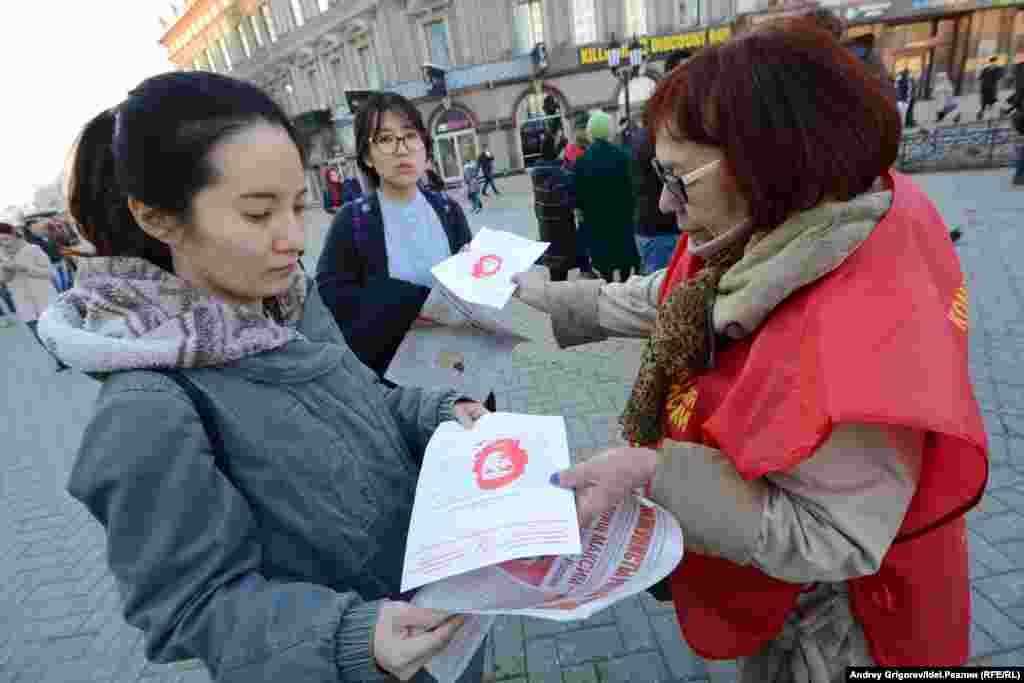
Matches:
[608,35,646,140]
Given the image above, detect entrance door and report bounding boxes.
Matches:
[434,130,479,183]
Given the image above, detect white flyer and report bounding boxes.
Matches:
[400,412,581,593]
[385,287,530,402]
[430,227,549,308]
[414,496,685,682]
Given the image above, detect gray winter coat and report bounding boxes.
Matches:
[67,279,471,682]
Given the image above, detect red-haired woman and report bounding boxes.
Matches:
[513,22,988,679]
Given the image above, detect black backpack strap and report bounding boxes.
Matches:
[150,369,229,478]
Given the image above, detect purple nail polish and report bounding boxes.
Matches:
[549,472,560,486]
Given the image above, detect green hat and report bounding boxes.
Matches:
[587,110,611,141]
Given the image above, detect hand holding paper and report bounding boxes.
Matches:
[431,228,549,308]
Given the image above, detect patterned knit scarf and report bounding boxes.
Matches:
[620,240,747,446]
[36,256,307,375]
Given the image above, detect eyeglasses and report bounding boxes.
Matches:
[651,158,722,204]
[372,131,425,155]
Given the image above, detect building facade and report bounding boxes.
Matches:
[158,0,1023,199]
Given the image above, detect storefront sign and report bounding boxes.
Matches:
[577,26,734,66]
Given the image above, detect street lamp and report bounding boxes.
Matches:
[608,35,646,139]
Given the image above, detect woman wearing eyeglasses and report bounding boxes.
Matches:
[317,94,495,411]
[513,21,987,680]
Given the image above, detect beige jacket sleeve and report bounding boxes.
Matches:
[649,423,923,583]
[546,270,666,347]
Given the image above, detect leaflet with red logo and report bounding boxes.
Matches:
[430,227,549,308]
[400,412,581,593]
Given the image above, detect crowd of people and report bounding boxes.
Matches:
[7,8,995,683]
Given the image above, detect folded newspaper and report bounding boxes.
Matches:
[384,285,530,399]
[402,413,685,683]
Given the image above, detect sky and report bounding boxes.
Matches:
[1,1,176,210]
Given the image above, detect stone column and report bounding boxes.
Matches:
[316,52,339,109]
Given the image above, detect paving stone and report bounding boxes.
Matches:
[651,614,706,680]
[602,651,671,682]
[18,613,92,642]
[562,663,601,683]
[972,511,1024,544]
[492,616,527,680]
[613,597,658,651]
[523,637,560,683]
[971,587,1024,649]
[635,591,677,617]
[555,625,624,666]
[523,617,566,639]
[970,530,1017,575]
[989,466,1024,489]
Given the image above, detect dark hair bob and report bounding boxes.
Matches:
[64,71,305,273]
[354,92,432,189]
[644,21,901,234]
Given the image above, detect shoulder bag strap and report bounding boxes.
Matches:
[150,369,229,478]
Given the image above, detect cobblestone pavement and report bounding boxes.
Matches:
[2,168,1022,683]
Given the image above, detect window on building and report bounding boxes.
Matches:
[307,68,321,109]
[625,0,647,36]
[424,19,452,67]
[358,43,382,90]
[290,0,305,28]
[330,58,347,109]
[513,0,544,54]
[572,0,597,44]
[249,15,265,46]
[205,47,219,73]
[238,24,252,57]
[193,57,204,71]
[260,4,278,42]
[218,35,233,70]
[318,0,330,12]
[681,0,702,27]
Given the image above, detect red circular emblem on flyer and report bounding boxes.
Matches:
[473,438,528,490]
[471,254,503,279]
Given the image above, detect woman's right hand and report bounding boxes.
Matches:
[373,601,467,680]
[510,270,549,314]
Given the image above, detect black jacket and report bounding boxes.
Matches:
[631,128,679,237]
[315,190,472,378]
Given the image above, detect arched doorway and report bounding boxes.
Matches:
[432,105,480,184]
[515,85,571,170]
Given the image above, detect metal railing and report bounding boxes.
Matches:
[896,118,1023,174]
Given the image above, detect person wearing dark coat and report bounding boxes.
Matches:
[571,110,640,283]
[630,125,680,275]
[527,131,577,281]
[978,57,1005,120]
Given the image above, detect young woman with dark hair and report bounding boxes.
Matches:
[513,22,986,679]
[38,71,489,683]
[316,92,496,410]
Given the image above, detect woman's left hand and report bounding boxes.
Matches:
[551,447,659,527]
[452,401,489,429]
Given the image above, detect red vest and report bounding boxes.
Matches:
[657,171,988,665]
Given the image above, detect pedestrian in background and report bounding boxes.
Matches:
[896,68,913,124]
[323,165,344,213]
[0,222,20,328]
[528,131,579,281]
[933,72,961,124]
[513,20,986,679]
[40,71,488,683]
[977,56,1004,120]
[463,158,483,214]
[562,129,589,170]
[477,144,501,196]
[631,122,681,275]
[0,222,68,370]
[572,110,640,283]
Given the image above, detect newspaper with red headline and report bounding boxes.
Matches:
[412,495,684,682]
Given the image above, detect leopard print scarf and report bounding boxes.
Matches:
[620,239,748,446]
